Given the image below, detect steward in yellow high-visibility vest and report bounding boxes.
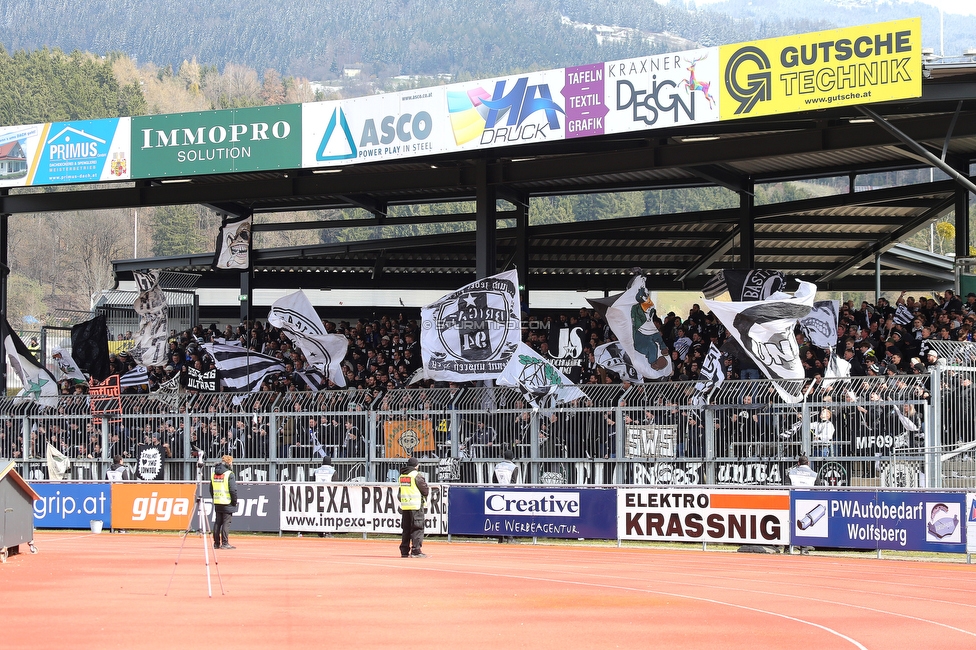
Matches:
[208,455,238,550]
[398,457,429,558]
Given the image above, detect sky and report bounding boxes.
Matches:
[688,0,976,17]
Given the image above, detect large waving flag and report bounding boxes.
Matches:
[799,300,839,349]
[593,341,643,383]
[421,270,521,382]
[497,343,585,408]
[51,346,86,383]
[130,270,168,367]
[4,319,58,409]
[213,213,253,270]
[70,314,110,381]
[603,275,672,380]
[119,365,150,390]
[267,290,347,386]
[704,280,816,402]
[691,343,725,406]
[203,343,285,393]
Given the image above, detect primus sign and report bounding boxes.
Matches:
[131,105,301,177]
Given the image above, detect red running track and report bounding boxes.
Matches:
[1,531,974,649]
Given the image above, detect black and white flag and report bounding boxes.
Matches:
[51,346,87,383]
[213,213,252,270]
[497,342,585,409]
[603,275,672,380]
[593,341,643,383]
[120,365,149,389]
[799,300,839,349]
[704,280,816,402]
[4,319,59,409]
[691,343,725,406]
[420,270,521,382]
[702,270,785,302]
[295,367,329,392]
[894,303,913,326]
[130,270,168,367]
[70,314,110,381]
[203,343,284,393]
[267,290,347,386]
[187,366,218,391]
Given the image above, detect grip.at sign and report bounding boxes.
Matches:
[618,488,790,545]
[449,487,617,539]
[31,482,112,529]
[791,490,967,553]
[279,482,448,534]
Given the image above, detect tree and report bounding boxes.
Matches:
[150,205,210,256]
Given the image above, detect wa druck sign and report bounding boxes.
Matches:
[449,487,617,539]
[618,488,790,545]
[791,490,966,553]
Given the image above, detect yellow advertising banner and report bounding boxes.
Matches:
[383,420,435,458]
[719,18,921,120]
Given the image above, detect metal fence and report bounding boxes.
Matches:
[2,358,976,489]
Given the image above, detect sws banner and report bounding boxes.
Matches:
[31,482,112,529]
[279,482,449,534]
[619,488,790,545]
[193,482,280,533]
[719,18,920,120]
[449,487,617,539]
[791,490,967,553]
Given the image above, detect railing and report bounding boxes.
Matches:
[3,363,976,489]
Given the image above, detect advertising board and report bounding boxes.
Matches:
[31,482,112,529]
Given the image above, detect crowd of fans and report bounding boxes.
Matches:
[2,286,971,466]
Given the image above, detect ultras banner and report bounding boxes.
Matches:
[449,486,617,539]
[618,488,791,545]
[279,482,449,534]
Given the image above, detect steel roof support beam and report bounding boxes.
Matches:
[818,195,956,284]
[476,159,497,279]
[676,228,738,283]
[736,178,755,269]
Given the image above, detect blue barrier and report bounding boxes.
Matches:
[791,490,967,553]
[448,486,617,539]
[31,483,112,529]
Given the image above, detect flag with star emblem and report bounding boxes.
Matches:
[4,318,59,409]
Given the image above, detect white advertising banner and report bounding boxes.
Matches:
[968,493,976,554]
[303,87,449,168]
[279,482,449,534]
[602,48,721,135]
[617,488,790,545]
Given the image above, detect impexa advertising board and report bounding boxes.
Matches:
[449,487,617,539]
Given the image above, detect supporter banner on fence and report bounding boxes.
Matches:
[383,420,435,458]
[449,486,617,539]
[279,482,448,534]
[131,105,302,178]
[719,19,921,120]
[618,488,790,545]
[31,482,112,529]
[791,490,967,553]
[110,483,197,531]
[193,482,280,533]
[631,462,705,485]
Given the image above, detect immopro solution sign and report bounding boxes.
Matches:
[719,18,921,120]
[131,104,301,178]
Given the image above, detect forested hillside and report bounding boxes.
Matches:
[0,0,829,81]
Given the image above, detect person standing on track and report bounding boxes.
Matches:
[398,457,429,558]
[209,454,238,550]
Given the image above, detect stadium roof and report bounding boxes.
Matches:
[5,63,976,296]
